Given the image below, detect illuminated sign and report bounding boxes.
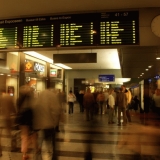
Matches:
[23,25,54,48]
[25,61,34,72]
[98,75,115,82]
[0,27,18,49]
[50,69,57,77]
[60,22,94,46]
[0,11,139,48]
[34,62,45,72]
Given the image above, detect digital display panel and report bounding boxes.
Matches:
[100,11,139,45]
[60,22,94,46]
[0,27,17,48]
[23,24,54,47]
[0,11,139,48]
[100,21,137,45]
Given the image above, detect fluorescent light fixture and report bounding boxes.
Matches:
[23,51,53,64]
[55,63,72,69]
[156,57,160,60]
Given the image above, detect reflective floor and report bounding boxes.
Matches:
[1,103,160,160]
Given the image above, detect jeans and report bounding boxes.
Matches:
[68,102,74,114]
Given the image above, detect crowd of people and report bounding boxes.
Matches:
[0,83,160,160]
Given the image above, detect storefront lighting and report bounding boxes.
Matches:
[55,63,72,69]
[24,51,53,64]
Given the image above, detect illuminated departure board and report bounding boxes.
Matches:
[100,21,137,45]
[0,11,139,48]
[23,25,54,47]
[60,22,94,46]
[0,27,17,48]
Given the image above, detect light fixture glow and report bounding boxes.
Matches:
[7,75,11,76]
[148,65,152,68]
[140,75,142,76]
[145,69,149,71]
[142,73,144,75]
[23,51,53,64]
[0,74,4,75]
[156,57,160,60]
[55,63,72,69]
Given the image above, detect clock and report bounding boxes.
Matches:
[151,15,160,37]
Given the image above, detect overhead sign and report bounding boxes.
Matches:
[98,75,115,82]
[0,11,139,49]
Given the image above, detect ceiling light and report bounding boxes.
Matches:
[142,73,144,75]
[0,74,4,75]
[145,69,149,71]
[156,57,160,60]
[55,63,72,69]
[140,75,142,76]
[148,65,152,68]
[7,75,11,76]
[24,51,53,64]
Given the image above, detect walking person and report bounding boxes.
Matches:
[121,85,132,123]
[17,84,37,160]
[32,88,61,160]
[67,91,76,114]
[108,89,115,124]
[116,88,128,126]
[96,91,105,114]
[83,88,95,121]
[0,89,16,156]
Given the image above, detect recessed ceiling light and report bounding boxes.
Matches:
[142,73,144,74]
[7,75,11,76]
[145,69,149,71]
[148,66,152,68]
[156,57,160,60]
[140,75,142,76]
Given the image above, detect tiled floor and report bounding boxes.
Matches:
[0,103,160,160]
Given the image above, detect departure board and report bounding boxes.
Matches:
[60,22,94,46]
[0,27,17,49]
[100,21,137,45]
[23,25,54,47]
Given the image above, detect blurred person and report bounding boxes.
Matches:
[32,88,61,160]
[79,90,84,112]
[67,90,76,114]
[103,89,109,114]
[108,89,115,124]
[96,91,105,114]
[83,88,95,121]
[152,89,160,116]
[116,88,128,126]
[133,96,139,112]
[0,89,16,156]
[17,84,37,160]
[121,85,132,123]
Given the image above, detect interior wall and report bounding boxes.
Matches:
[140,8,160,46]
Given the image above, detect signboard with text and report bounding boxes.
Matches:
[98,75,115,82]
[0,11,139,49]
